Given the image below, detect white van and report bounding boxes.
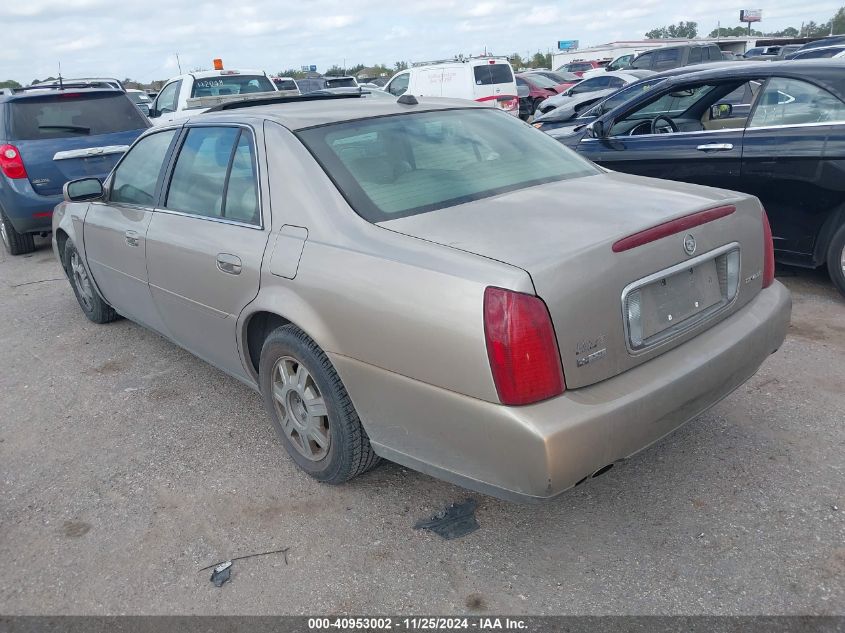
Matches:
[383,57,519,116]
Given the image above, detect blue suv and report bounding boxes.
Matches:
[0,85,150,255]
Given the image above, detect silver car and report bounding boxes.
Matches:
[52,95,791,502]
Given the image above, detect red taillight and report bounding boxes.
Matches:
[612,205,736,253]
[0,144,27,179]
[483,287,565,406]
[762,210,775,288]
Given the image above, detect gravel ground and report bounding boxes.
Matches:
[0,237,842,615]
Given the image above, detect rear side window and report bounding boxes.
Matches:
[9,93,149,140]
[631,53,653,69]
[689,47,702,63]
[166,127,260,224]
[750,77,845,127]
[298,108,599,222]
[473,64,513,85]
[654,48,680,70]
[110,130,177,206]
[274,79,298,90]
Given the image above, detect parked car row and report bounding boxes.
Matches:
[536,59,845,296]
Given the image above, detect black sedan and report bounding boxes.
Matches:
[556,60,845,295]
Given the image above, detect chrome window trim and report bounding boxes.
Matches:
[620,242,741,356]
[159,122,265,230]
[746,119,845,132]
[153,207,264,230]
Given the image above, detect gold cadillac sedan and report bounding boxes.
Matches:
[52,94,791,502]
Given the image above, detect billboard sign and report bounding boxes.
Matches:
[557,40,579,51]
[740,9,762,22]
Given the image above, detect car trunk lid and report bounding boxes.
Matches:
[380,171,767,389]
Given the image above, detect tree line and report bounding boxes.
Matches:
[646,5,844,39]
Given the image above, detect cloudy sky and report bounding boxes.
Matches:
[1,0,841,84]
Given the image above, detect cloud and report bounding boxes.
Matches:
[0,0,841,83]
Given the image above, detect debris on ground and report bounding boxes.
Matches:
[414,499,479,540]
[210,561,232,587]
[200,546,290,583]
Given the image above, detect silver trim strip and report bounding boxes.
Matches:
[53,145,129,161]
[621,242,741,356]
[154,207,264,230]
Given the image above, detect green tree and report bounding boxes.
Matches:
[832,6,845,34]
[509,53,524,69]
[646,21,698,39]
[0,79,21,89]
[394,61,409,72]
[530,52,551,68]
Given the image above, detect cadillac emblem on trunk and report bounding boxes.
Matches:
[683,234,697,256]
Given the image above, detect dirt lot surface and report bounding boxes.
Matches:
[1,238,843,615]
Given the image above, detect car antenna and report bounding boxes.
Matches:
[58,62,63,90]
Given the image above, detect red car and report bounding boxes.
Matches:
[558,60,603,77]
[516,72,577,117]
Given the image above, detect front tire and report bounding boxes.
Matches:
[0,209,35,255]
[259,325,380,483]
[826,223,845,297]
[64,241,119,324]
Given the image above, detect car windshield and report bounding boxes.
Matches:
[274,79,298,90]
[298,108,599,222]
[326,77,357,88]
[190,74,274,97]
[581,77,667,118]
[9,92,149,140]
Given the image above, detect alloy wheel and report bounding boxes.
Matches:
[70,251,95,312]
[271,356,330,461]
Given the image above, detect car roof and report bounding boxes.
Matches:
[0,87,124,103]
[171,69,268,81]
[187,95,488,130]
[655,59,845,95]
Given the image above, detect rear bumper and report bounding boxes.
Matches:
[331,281,792,503]
[0,178,59,233]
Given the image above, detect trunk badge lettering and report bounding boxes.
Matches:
[683,234,697,256]
[576,335,607,368]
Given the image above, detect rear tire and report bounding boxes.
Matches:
[826,223,845,297]
[0,209,35,256]
[259,325,380,484]
[64,241,119,324]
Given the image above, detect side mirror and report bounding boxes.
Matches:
[710,103,733,120]
[64,178,103,202]
[589,119,607,138]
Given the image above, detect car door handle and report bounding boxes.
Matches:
[124,230,140,247]
[696,143,734,152]
[216,253,242,275]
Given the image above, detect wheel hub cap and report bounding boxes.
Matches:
[70,252,95,312]
[271,356,330,461]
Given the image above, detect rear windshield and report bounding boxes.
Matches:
[473,64,514,85]
[128,92,151,104]
[566,63,593,72]
[325,77,357,88]
[274,79,298,90]
[298,108,599,222]
[9,92,149,140]
[190,74,274,97]
[523,74,559,89]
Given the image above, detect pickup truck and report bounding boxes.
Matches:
[148,69,278,125]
